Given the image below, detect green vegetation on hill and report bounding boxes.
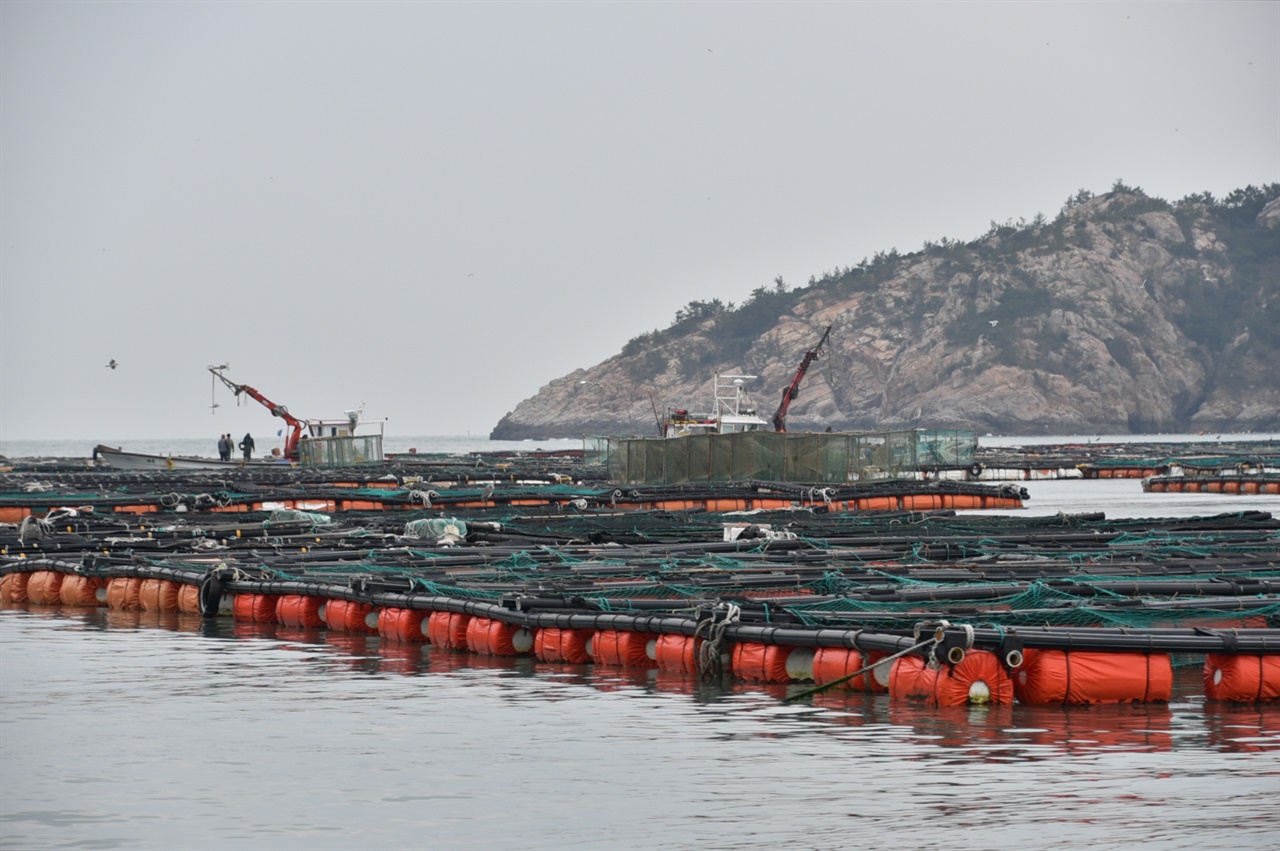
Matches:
[620,182,1280,384]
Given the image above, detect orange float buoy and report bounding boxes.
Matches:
[653,634,701,673]
[592,629,657,669]
[276,595,325,628]
[378,607,427,643]
[231,594,279,624]
[464,617,534,656]
[106,577,143,610]
[426,611,471,648]
[0,572,31,603]
[811,647,874,690]
[59,575,107,607]
[533,627,593,663]
[177,583,201,614]
[942,650,1008,701]
[25,570,65,605]
[1204,654,1280,702]
[0,507,32,524]
[1013,649,1173,704]
[324,599,375,634]
[888,655,939,701]
[730,642,814,683]
[889,650,1014,706]
[139,578,181,613]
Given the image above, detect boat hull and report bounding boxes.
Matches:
[93,445,271,471]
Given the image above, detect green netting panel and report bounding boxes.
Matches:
[624,440,649,485]
[643,439,666,485]
[665,438,691,485]
[613,428,975,484]
[819,434,853,483]
[710,435,734,482]
[687,434,712,482]
[582,436,610,468]
[737,431,784,481]
[915,430,977,466]
[607,437,627,482]
[784,433,823,482]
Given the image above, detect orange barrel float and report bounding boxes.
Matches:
[731,642,815,683]
[59,575,107,607]
[0,572,31,603]
[378,608,428,643]
[177,584,201,614]
[1203,654,1280,702]
[139,579,181,613]
[276,595,325,628]
[533,627,593,663]
[465,617,534,656]
[592,629,657,669]
[0,507,32,524]
[324,599,376,634]
[25,571,65,605]
[426,611,471,648]
[232,594,280,624]
[106,577,143,610]
[811,647,879,691]
[888,650,1013,706]
[653,634,702,673]
[1013,648,1173,704]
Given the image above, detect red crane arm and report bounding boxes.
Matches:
[209,369,306,459]
[772,325,832,432]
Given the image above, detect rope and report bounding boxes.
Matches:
[697,602,740,679]
[17,515,52,544]
[784,635,939,702]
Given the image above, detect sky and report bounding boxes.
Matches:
[2,1,1277,445]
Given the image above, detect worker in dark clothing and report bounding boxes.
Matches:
[217,434,229,461]
[239,433,256,462]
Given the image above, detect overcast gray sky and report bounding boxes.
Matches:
[2,1,1276,443]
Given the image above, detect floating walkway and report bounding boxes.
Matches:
[1143,473,1280,495]
[0,467,1027,523]
[975,440,1280,481]
[3,463,1277,707]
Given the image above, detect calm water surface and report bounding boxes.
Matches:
[2,608,1278,850]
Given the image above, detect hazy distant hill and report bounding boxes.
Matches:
[492,183,1280,439]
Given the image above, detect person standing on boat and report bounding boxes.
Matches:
[239,433,255,462]
[217,434,229,461]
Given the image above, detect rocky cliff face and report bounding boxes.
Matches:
[492,188,1280,439]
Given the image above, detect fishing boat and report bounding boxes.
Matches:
[92,445,254,471]
[95,368,385,470]
[663,326,832,438]
[663,374,771,437]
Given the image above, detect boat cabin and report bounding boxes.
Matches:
[664,374,771,438]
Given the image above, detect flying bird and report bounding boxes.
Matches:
[106,359,118,370]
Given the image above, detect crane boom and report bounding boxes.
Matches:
[209,367,307,459]
[772,325,832,432]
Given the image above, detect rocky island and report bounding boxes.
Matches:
[492,184,1280,439]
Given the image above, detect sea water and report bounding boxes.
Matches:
[1,438,1278,849]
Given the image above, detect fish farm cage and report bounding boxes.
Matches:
[586,429,978,485]
[2,456,1277,708]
